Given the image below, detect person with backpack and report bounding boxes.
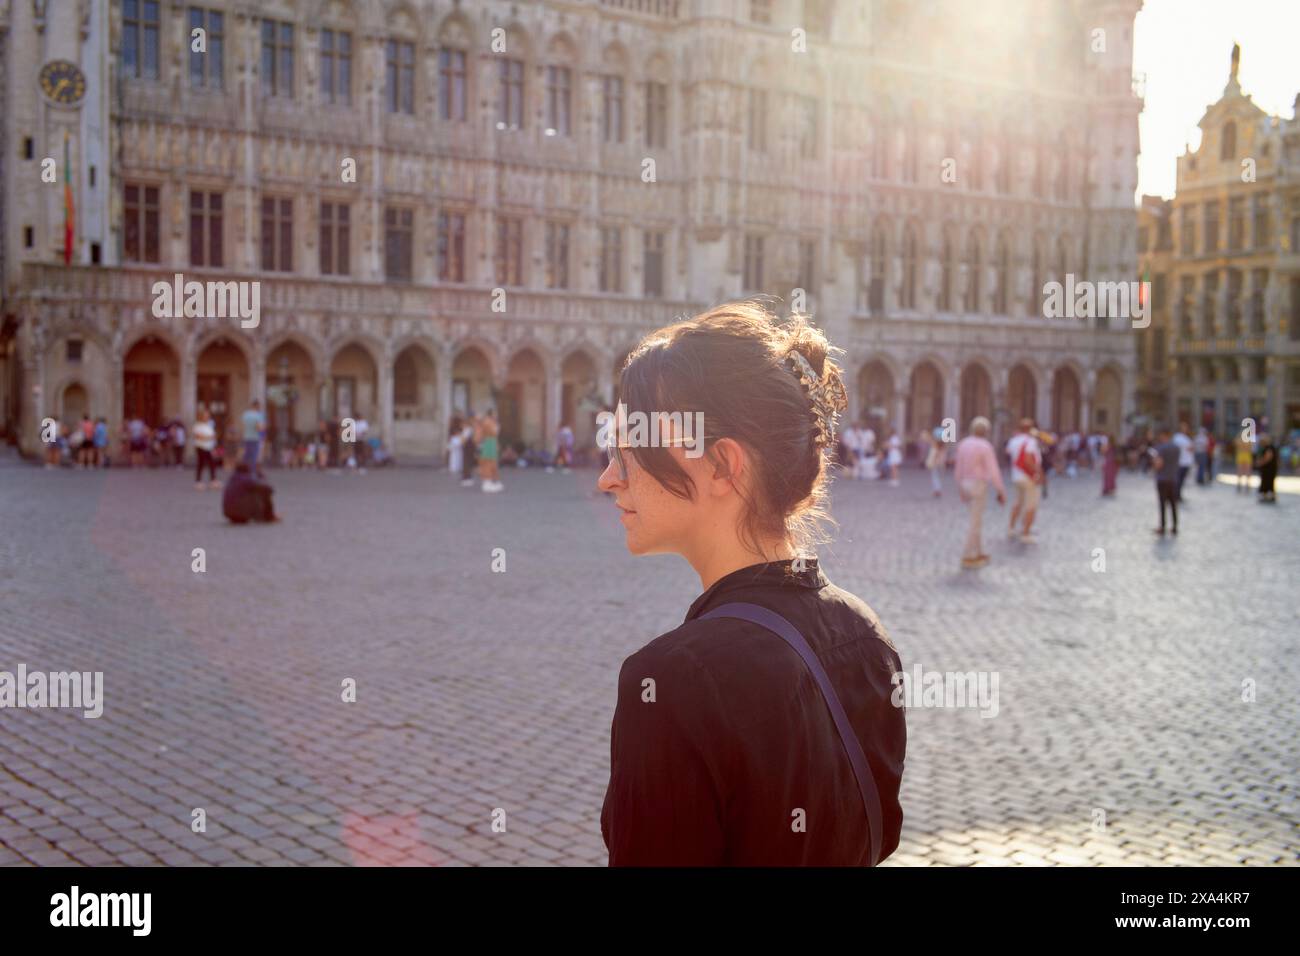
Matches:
[597,302,905,866]
[1005,418,1043,544]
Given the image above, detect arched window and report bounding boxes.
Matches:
[394,348,419,405]
[964,231,981,313]
[869,222,888,314]
[901,224,918,308]
[995,234,1010,314]
[939,227,955,311]
[1221,121,1237,161]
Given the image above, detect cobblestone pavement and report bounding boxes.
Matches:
[1,452,1296,866]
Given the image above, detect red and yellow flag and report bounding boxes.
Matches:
[63,132,75,265]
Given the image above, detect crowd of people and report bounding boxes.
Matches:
[446,413,582,493]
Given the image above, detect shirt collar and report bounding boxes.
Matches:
[685,558,828,623]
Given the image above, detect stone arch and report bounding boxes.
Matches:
[328,340,381,422]
[1006,362,1039,425]
[121,323,185,362]
[1051,364,1082,434]
[435,8,474,45]
[959,361,994,432]
[191,327,256,367]
[560,348,602,448]
[264,331,324,379]
[857,357,897,431]
[195,334,253,443]
[122,332,182,426]
[266,337,320,440]
[906,359,945,438]
[601,40,630,72]
[51,379,90,424]
[450,345,495,419]
[1091,364,1124,436]
[502,347,548,450]
[391,340,439,456]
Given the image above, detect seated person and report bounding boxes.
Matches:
[222,463,280,524]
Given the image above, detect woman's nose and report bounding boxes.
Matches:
[596,457,623,492]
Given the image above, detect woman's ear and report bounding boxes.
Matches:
[705,437,748,494]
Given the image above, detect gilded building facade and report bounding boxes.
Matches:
[1,0,1143,461]
[1142,48,1300,438]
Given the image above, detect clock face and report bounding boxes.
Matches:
[40,60,87,105]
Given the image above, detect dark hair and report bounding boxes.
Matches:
[618,300,847,555]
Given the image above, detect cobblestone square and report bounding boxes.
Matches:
[1,454,1296,866]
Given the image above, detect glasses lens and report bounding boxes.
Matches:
[606,443,627,480]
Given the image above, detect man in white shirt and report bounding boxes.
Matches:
[842,423,862,478]
[859,424,877,479]
[1173,421,1194,502]
[1005,417,1043,543]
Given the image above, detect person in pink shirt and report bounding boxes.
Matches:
[953,416,1006,569]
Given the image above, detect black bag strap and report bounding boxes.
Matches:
[700,601,884,866]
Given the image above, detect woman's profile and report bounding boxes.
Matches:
[597,301,906,866]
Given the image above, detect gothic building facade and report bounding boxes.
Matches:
[1,0,1143,461]
[1137,48,1300,438]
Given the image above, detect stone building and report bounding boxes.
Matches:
[1,0,1144,462]
[1134,192,1172,423]
[1148,45,1300,439]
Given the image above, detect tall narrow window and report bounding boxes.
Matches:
[643,231,665,298]
[601,75,624,143]
[1204,201,1219,253]
[799,239,817,295]
[1221,121,1237,161]
[189,190,223,267]
[438,48,467,120]
[545,222,570,289]
[320,30,352,105]
[798,96,818,160]
[495,217,523,286]
[995,235,1010,314]
[123,0,161,80]
[499,59,525,129]
[260,196,293,272]
[750,0,772,23]
[385,40,415,114]
[189,8,224,89]
[869,226,886,314]
[646,81,668,148]
[545,66,571,136]
[748,88,767,152]
[1030,243,1042,317]
[124,184,160,263]
[437,212,465,282]
[1228,197,1245,251]
[964,233,981,313]
[384,207,414,281]
[261,20,294,97]
[1181,205,1196,255]
[1252,196,1269,250]
[743,235,764,292]
[599,227,622,293]
[938,229,954,311]
[1250,269,1267,334]
[320,201,350,276]
[873,120,890,179]
[900,228,916,309]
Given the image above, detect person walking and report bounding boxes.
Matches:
[1100,432,1119,496]
[1173,421,1194,502]
[1255,433,1278,504]
[448,415,465,477]
[954,417,1006,569]
[1234,434,1254,492]
[925,428,947,497]
[1193,427,1210,485]
[478,409,502,492]
[92,416,109,468]
[241,400,266,467]
[193,407,220,489]
[885,428,902,486]
[1005,418,1043,543]
[1150,427,1181,535]
[597,301,904,866]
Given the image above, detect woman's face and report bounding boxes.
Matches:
[597,445,714,556]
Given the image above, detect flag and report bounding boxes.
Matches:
[1138,265,1149,308]
[63,132,75,265]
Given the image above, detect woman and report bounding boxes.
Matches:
[886,428,903,486]
[925,428,946,497]
[477,410,501,493]
[193,407,220,490]
[448,415,464,477]
[1254,433,1278,503]
[1100,432,1118,496]
[1235,435,1253,493]
[597,302,906,866]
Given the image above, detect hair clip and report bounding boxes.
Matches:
[785,350,845,449]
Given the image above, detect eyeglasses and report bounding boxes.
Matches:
[604,436,712,482]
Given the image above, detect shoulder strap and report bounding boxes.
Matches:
[700,601,884,866]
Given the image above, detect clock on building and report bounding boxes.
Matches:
[39,60,87,105]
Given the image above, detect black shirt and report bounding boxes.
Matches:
[601,558,906,866]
